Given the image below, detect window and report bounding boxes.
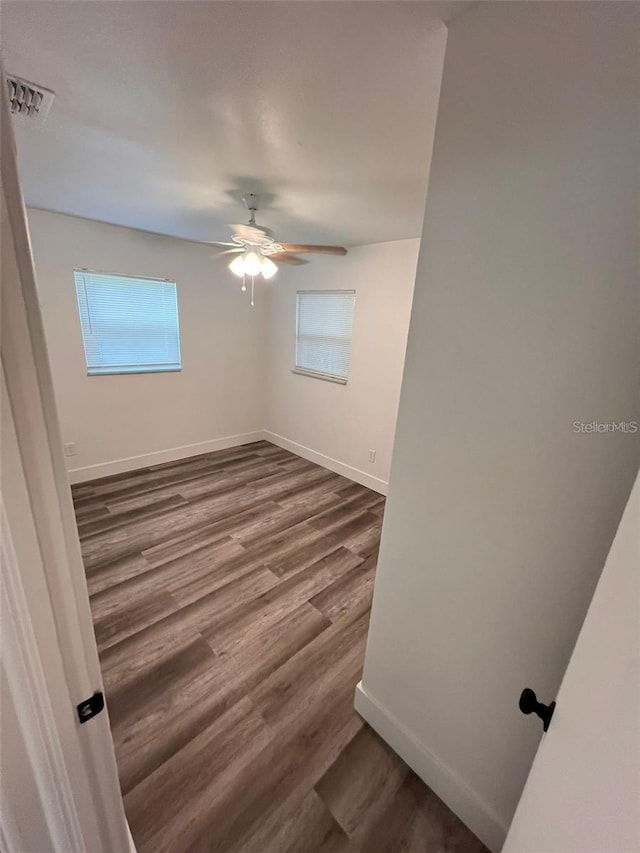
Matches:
[74,270,181,375]
[294,290,355,383]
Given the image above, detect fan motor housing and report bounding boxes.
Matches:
[242,193,260,212]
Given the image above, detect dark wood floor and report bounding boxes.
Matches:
[72,441,486,853]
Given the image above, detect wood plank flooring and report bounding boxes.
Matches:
[72,441,486,853]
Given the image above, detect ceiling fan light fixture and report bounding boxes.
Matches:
[243,251,261,277]
[229,254,246,277]
[217,199,347,306]
[260,256,278,280]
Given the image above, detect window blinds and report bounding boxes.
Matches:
[74,270,181,375]
[295,290,355,382]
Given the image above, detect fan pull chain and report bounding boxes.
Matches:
[251,275,255,307]
[241,272,246,292]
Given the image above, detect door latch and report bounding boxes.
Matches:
[77,691,104,724]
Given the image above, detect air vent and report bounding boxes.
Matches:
[5,75,54,125]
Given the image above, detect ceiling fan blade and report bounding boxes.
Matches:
[280,243,347,256]
[230,223,268,243]
[208,241,240,248]
[270,253,309,266]
[213,248,244,257]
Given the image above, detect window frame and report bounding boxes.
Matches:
[293,289,356,385]
[73,268,182,376]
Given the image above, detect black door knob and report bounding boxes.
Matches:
[519,688,555,732]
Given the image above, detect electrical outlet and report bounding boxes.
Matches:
[368,449,376,464]
[64,442,76,457]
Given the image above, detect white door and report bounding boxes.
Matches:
[503,472,640,852]
[1,79,130,851]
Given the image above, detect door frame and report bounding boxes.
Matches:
[1,73,131,852]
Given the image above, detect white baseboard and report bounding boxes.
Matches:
[354,682,508,853]
[68,429,389,493]
[67,431,265,484]
[127,821,137,853]
[263,431,388,495]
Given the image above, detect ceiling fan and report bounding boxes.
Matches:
[210,194,347,304]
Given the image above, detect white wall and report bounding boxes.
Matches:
[26,208,267,481]
[503,473,640,853]
[27,211,421,490]
[265,240,419,493]
[357,3,640,851]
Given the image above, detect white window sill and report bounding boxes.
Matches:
[87,366,182,376]
[291,367,347,385]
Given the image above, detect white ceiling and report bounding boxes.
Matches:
[3,1,470,247]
